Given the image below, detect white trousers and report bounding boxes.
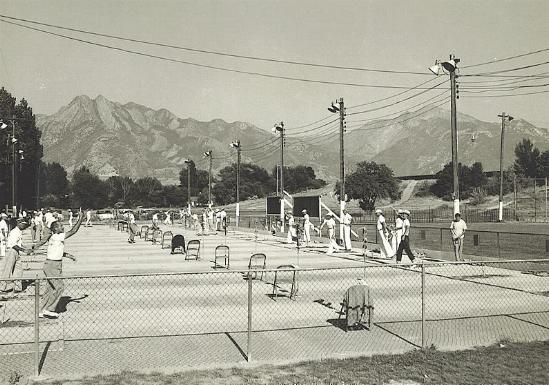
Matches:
[378,230,394,258]
[327,229,342,254]
[343,225,352,250]
[303,224,311,243]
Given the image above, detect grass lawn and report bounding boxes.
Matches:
[30,340,548,385]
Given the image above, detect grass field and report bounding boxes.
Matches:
[23,340,549,385]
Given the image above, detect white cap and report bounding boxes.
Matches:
[375,209,383,214]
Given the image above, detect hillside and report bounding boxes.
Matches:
[36,95,549,184]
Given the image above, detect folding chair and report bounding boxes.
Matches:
[186,240,200,260]
[139,225,149,239]
[145,227,155,241]
[338,284,374,331]
[117,221,125,231]
[151,229,163,245]
[161,231,173,249]
[248,253,267,280]
[214,245,230,269]
[171,234,186,254]
[272,265,298,300]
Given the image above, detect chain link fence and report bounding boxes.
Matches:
[1,260,549,380]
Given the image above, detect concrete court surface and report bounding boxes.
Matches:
[1,223,549,379]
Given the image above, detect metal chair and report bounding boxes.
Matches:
[248,253,267,280]
[214,245,230,269]
[338,284,374,331]
[139,225,149,239]
[171,234,186,254]
[145,227,155,241]
[161,231,173,249]
[186,240,200,260]
[151,229,162,245]
[272,264,298,300]
[117,221,126,231]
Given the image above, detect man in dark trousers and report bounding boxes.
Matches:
[395,210,418,265]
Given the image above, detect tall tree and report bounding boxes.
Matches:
[341,161,400,210]
[513,138,541,177]
[213,163,275,205]
[71,166,108,208]
[0,88,43,210]
[277,165,326,193]
[132,177,163,206]
[38,162,70,207]
[179,161,209,198]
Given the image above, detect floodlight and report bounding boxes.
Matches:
[327,102,340,113]
[441,59,456,72]
[0,121,7,130]
[428,62,440,75]
[508,116,514,121]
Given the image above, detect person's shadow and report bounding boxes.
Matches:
[55,295,88,314]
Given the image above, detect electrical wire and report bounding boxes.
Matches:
[284,114,335,131]
[462,47,549,69]
[0,13,433,76]
[464,60,549,76]
[461,88,549,98]
[347,84,447,117]
[284,118,339,136]
[0,18,439,89]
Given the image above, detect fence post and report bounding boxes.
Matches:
[421,263,426,349]
[439,227,443,256]
[34,277,40,378]
[497,232,501,259]
[247,272,252,362]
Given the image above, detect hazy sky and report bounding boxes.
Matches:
[1,0,548,129]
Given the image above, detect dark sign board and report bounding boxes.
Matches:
[293,196,320,217]
[266,196,281,215]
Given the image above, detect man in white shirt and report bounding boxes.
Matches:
[342,209,353,251]
[68,209,73,228]
[320,213,341,255]
[302,209,312,246]
[450,213,467,261]
[219,208,227,235]
[33,210,84,318]
[152,212,159,228]
[392,210,404,253]
[396,210,418,264]
[85,209,92,227]
[375,209,393,259]
[0,213,9,257]
[0,218,31,294]
[44,209,56,239]
[127,211,138,244]
[286,212,296,244]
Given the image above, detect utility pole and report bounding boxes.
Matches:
[328,99,346,239]
[449,55,460,216]
[498,112,513,221]
[273,122,285,232]
[231,140,241,226]
[204,150,213,205]
[11,117,16,215]
[184,159,192,212]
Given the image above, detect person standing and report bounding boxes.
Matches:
[0,213,9,257]
[375,209,393,259]
[301,209,312,246]
[396,210,418,264]
[44,209,56,239]
[33,210,84,318]
[450,213,467,261]
[320,213,341,255]
[342,209,353,251]
[215,209,221,231]
[36,210,44,240]
[0,218,31,295]
[391,210,404,254]
[127,211,138,244]
[85,209,92,227]
[163,211,172,226]
[68,209,73,228]
[286,212,296,244]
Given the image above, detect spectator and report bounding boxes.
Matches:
[450,213,467,261]
[0,218,31,296]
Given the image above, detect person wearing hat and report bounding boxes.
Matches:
[375,209,393,259]
[127,211,138,243]
[320,213,341,255]
[450,212,467,261]
[396,210,418,264]
[0,213,8,257]
[0,218,31,295]
[342,209,353,251]
[301,209,312,246]
[391,209,405,254]
[285,211,296,244]
[33,209,84,318]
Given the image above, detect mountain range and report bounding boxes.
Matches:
[36,95,549,184]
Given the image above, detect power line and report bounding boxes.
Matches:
[0,13,434,76]
[462,47,549,69]
[462,88,549,98]
[0,18,440,89]
[464,60,549,76]
[347,81,447,116]
[284,114,334,131]
[285,118,339,136]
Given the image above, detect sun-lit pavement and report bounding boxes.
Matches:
[1,223,548,379]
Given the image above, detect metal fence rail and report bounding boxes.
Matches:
[1,260,549,380]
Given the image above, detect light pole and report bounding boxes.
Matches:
[204,150,213,205]
[429,54,461,215]
[328,99,346,240]
[184,159,192,212]
[273,122,285,232]
[230,139,241,226]
[498,112,513,221]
